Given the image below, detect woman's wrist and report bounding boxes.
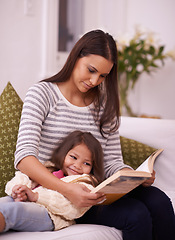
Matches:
[55,180,70,197]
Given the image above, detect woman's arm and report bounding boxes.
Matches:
[17,156,105,207]
[15,83,105,206]
[33,178,94,220]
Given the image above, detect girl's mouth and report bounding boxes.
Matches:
[68,167,81,175]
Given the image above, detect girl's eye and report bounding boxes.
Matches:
[70,155,77,160]
[84,162,91,166]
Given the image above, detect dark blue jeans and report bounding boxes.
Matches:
[76,186,175,240]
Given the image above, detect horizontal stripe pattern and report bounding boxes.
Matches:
[15,82,128,178]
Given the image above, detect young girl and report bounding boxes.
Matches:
[0,131,104,232]
[1,29,175,239]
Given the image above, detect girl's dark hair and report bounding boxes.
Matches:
[43,29,120,135]
[51,131,104,183]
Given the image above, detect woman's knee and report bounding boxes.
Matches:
[126,200,152,228]
[121,199,153,240]
[142,186,174,216]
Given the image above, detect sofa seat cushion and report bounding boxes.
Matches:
[0,224,123,240]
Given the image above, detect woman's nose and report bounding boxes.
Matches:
[89,76,99,86]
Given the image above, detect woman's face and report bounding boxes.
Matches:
[70,54,113,93]
[62,143,93,176]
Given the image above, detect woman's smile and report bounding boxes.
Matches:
[82,81,93,90]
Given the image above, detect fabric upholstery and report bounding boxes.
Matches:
[0,82,23,197]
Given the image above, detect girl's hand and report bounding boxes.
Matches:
[11,185,38,202]
[63,182,106,208]
[142,170,156,187]
[12,184,28,202]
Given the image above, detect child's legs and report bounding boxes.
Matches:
[76,197,152,240]
[0,196,13,231]
[129,186,175,240]
[0,197,54,232]
[0,196,14,203]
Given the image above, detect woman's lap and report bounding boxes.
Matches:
[129,185,175,239]
[77,195,152,240]
[0,196,54,232]
[76,186,175,240]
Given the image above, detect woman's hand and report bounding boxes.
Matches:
[63,182,106,208]
[121,167,156,187]
[142,170,156,187]
[11,185,38,202]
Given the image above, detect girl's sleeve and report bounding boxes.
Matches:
[33,185,91,220]
[5,171,33,196]
[14,83,50,169]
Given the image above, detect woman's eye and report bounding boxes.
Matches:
[88,68,95,73]
[100,74,106,79]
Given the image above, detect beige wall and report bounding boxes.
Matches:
[0,0,44,99]
[0,0,175,119]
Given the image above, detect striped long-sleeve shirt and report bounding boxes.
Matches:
[14,81,130,178]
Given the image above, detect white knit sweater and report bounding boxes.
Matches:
[5,171,95,230]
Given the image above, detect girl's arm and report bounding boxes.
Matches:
[17,156,105,208]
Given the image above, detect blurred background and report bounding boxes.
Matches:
[0,0,175,119]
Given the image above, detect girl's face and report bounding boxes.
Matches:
[62,143,93,176]
[70,54,113,93]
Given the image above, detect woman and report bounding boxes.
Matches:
[9,30,175,239]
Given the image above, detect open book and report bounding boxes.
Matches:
[91,148,163,205]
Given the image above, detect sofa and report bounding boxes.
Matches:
[0,83,175,240]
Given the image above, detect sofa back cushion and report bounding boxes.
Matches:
[0,82,23,197]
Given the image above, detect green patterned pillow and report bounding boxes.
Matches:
[120,136,157,169]
[0,82,23,197]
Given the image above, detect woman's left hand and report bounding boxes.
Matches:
[142,170,156,187]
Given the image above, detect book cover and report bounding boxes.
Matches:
[91,149,163,205]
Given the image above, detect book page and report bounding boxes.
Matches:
[136,149,164,173]
[136,157,150,172]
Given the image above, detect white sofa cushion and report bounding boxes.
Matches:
[1,224,122,240]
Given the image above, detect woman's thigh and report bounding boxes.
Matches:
[0,199,54,232]
[129,185,175,240]
[76,196,152,240]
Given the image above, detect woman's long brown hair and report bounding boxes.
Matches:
[43,30,120,136]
